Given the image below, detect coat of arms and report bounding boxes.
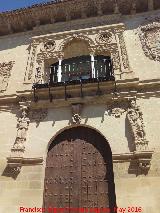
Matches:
[139,18,160,61]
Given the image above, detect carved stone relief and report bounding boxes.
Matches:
[71,103,83,124]
[96,31,113,44]
[139,18,160,61]
[25,25,131,83]
[0,61,14,92]
[126,99,149,152]
[11,104,30,157]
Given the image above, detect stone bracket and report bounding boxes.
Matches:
[113,150,153,171]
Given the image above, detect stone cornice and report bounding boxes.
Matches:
[0,78,160,107]
[0,0,159,36]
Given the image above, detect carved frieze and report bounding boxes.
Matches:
[0,61,14,92]
[139,18,160,61]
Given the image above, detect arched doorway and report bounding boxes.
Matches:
[43,126,116,211]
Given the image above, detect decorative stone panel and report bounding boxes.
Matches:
[0,61,14,92]
[139,17,160,61]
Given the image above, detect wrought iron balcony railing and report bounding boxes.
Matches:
[33,55,115,99]
[33,55,115,90]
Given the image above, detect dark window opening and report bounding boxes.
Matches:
[49,55,114,85]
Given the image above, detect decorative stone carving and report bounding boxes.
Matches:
[44,40,56,51]
[139,19,160,61]
[126,99,149,151]
[110,107,126,118]
[35,67,43,83]
[25,24,129,82]
[96,32,113,43]
[57,33,96,53]
[71,103,83,124]
[25,40,40,81]
[0,61,14,92]
[138,159,151,170]
[11,105,30,155]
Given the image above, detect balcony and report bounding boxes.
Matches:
[32,55,115,102]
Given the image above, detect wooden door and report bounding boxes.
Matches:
[43,127,116,210]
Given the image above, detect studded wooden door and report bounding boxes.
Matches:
[43,127,116,210]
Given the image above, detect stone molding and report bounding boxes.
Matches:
[0,61,14,92]
[0,0,159,36]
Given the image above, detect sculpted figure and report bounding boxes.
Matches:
[13,107,30,150]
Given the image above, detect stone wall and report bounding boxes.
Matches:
[0,8,160,213]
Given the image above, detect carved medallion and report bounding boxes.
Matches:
[96,32,113,44]
[44,40,56,51]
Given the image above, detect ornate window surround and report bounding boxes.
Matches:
[24,24,132,84]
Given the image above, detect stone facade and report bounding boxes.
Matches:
[0,1,160,213]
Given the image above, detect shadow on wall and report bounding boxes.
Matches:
[1,165,20,180]
[0,34,30,51]
[125,116,136,152]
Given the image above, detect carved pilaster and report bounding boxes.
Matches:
[0,61,14,92]
[25,40,40,82]
[115,29,130,71]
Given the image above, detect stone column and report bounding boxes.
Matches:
[148,0,154,10]
[131,0,136,15]
[114,0,120,14]
[90,54,95,78]
[58,58,62,82]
